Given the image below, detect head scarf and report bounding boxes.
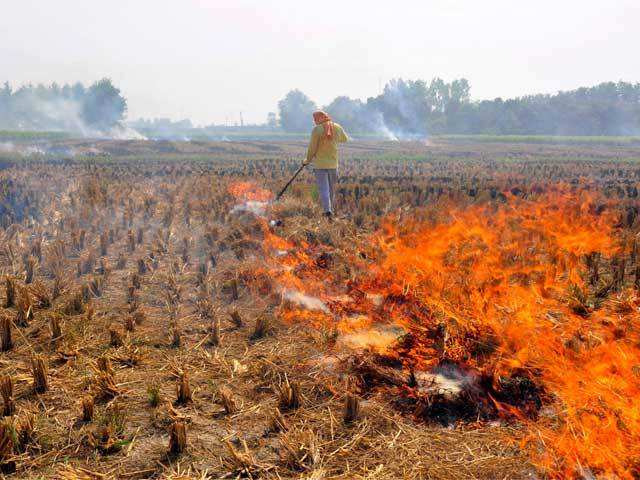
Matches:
[313,111,334,140]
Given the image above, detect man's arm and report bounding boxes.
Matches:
[304,128,320,164]
[337,125,348,143]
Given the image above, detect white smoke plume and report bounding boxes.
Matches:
[0,142,48,156]
[0,143,14,153]
[1,81,146,140]
[282,289,329,313]
[230,200,268,217]
[370,111,399,141]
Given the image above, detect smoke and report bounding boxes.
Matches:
[30,96,88,135]
[1,81,145,140]
[324,82,429,141]
[0,143,14,153]
[0,142,48,156]
[415,364,480,397]
[24,95,145,139]
[230,200,268,217]
[380,80,428,138]
[364,108,425,141]
[369,111,399,141]
[340,324,403,351]
[108,124,147,140]
[127,118,192,140]
[0,141,83,157]
[365,80,430,141]
[282,289,329,312]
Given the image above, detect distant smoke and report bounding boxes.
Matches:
[0,79,145,140]
[127,118,192,140]
[323,80,429,141]
[0,142,48,156]
[28,96,144,139]
[369,111,399,141]
[32,97,87,134]
[0,143,14,153]
[108,124,147,140]
[365,80,430,141]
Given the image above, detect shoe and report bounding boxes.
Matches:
[323,212,333,222]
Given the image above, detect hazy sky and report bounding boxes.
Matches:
[2,0,639,125]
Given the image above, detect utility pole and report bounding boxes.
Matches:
[240,112,244,128]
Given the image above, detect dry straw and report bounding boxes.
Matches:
[175,372,192,405]
[0,316,12,352]
[168,421,187,456]
[31,355,48,394]
[0,376,15,417]
[81,396,95,422]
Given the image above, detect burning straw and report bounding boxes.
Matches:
[262,189,640,478]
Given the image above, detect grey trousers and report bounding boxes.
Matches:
[314,169,337,213]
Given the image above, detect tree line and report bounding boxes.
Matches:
[3,77,638,138]
[0,79,127,133]
[278,79,640,137]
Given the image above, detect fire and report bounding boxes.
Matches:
[228,181,273,202]
[362,192,640,478]
[261,188,640,478]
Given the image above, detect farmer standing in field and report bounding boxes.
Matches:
[303,111,348,220]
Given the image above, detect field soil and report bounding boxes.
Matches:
[0,139,639,479]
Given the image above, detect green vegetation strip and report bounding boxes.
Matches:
[437,134,640,146]
[0,131,71,141]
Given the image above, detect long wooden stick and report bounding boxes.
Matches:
[275,164,306,200]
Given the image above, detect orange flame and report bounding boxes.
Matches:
[261,189,640,478]
[228,181,273,202]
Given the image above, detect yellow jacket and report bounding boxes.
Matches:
[305,122,348,169]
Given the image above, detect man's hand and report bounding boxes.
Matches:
[302,159,310,166]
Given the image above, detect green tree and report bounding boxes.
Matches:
[266,112,278,128]
[81,78,127,130]
[0,82,12,127]
[71,82,85,101]
[278,90,316,132]
[367,79,430,137]
[449,79,470,104]
[324,96,365,132]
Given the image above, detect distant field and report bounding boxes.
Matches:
[129,129,387,142]
[436,134,640,146]
[2,137,640,167]
[1,138,640,478]
[4,129,640,146]
[0,129,389,142]
[0,130,71,141]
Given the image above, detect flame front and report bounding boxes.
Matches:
[228,181,273,202]
[265,189,640,478]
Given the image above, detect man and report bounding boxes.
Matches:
[303,111,348,220]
